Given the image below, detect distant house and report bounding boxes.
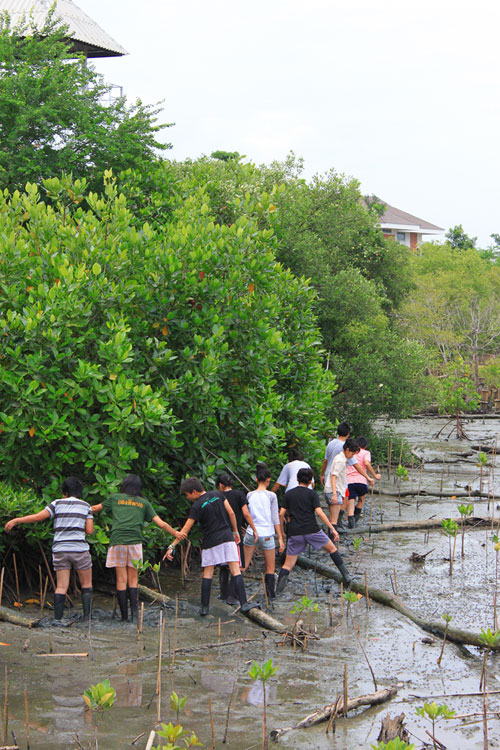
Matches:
[0,0,127,58]
[379,203,443,250]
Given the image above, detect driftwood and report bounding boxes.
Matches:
[0,605,39,628]
[296,555,500,650]
[270,686,397,740]
[342,516,491,535]
[377,712,410,743]
[138,584,173,606]
[379,488,489,499]
[174,637,262,653]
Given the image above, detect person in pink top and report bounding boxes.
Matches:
[346,436,381,526]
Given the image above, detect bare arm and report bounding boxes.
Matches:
[152,515,186,540]
[365,461,381,480]
[85,517,94,535]
[91,503,103,513]
[5,509,50,532]
[320,459,328,485]
[224,499,240,543]
[354,463,374,486]
[242,504,258,540]
[271,482,284,494]
[315,506,339,541]
[163,518,195,561]
[274,523,285,553]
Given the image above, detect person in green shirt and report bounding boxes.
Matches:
[92,474,184,621]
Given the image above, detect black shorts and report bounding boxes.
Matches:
[348,483,368,499]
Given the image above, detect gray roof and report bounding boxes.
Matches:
[379,203,443,233]
[0,0,127,57]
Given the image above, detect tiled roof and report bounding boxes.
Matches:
[379,203,443,232]
[0,0,127,57]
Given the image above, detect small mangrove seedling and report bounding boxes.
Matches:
[170,691,188,724]
[342,590,359,623]
[353,536,363,552]
[395,464,409,516]
[290,595,319,633]
[152,722,202,749]
[248,658,278,750]
[477,451,488,492]
[479,627,500,691]
[493,536,500,629]
[82,679,116,750]
[371,740,415,750]
[415,702,455,750]
[441,519,459,576]
[437,613,452,665]
[457,503,473,557]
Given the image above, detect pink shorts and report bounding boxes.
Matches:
[106,544,143,569]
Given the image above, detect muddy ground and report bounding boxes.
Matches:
[1,416,500,749]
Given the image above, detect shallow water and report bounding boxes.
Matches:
[2,415,500,749]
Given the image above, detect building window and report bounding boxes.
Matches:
[396,231,406,242]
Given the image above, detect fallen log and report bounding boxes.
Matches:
[296,555,499,650]
[138,584,174,607]
[378,489,489,499]
[341,516,491,535]
[270,686,397,740]
[0,605,40,628]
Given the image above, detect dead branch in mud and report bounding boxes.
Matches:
[342,516,491,535]
[270,686,397,740]
[377,713,410,743]
[173,637,262,653]
[296,555,500,650]
[0,605,39,628]
[138,585,175,607]
[377,488,490,499]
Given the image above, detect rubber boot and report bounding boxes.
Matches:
[218,566,230,600]
[233,574,257,613]
[264,573,276,601]
[128,587,138,622]
[225,575,238,605]
[330,551,352,586]
[54,593,66,620]
[276,568,290,594]
[81,587,93,622]
[117,589,128,621]
[337,510,345,529]
[347,515,355,529]
[354,507,362,525]
[200,578,212,616]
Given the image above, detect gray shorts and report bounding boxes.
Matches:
[287,531,330,556]
[242,531,276,551]
[325,492,343,506]
[52,549,92,571]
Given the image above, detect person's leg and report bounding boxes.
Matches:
[127,565,139,622]
[115,566,129,620]
[54,569,70,620]
[218,565,230,600]
[241,544,255,573]
[354,493,366,524]
[262,547,276,600]
[322,541,351,585]
[199,565,214,616]
[228,560,253,611]
[76,566,93,621]
[276,554,298,594]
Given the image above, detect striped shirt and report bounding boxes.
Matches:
[44,497,93,552]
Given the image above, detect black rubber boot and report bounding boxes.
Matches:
[347,515,355,529]
[354,507,362,524]
[128,587,138,622]
[81,587,93,622]
[117,589,128,621]
[276,568,290,594]
[218,566,230,600]
[54,593,66,620]
[200,578,212,616]
[233,574,257,612]
[330,551,352,586]
[265,573,276,600]
[337,510,345,529]
[225,576,237,605]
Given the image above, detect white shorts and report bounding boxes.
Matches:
[201,541,240,568]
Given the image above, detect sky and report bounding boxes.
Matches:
[81,0,500,246]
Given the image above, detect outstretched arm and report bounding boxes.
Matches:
[315,506,339,541]
[366,461,381,480]
[152,515,186,540]
[163,518,195,561]
[91,503,103,513]
[354,463,374,486]
[5,509,50,532]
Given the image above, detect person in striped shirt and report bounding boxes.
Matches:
[4,477,93,621]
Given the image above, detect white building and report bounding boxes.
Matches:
[379,203,443,250]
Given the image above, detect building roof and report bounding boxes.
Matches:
[0,0,127,57]
[379,203,443,234]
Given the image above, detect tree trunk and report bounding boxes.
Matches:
[377,712,410,743]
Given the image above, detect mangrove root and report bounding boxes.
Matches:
[342,516,491,535]
[271,686,397,740]
[377,712,410,743]
[0,605,40,628]
[279,618,320,650]
[296,555,500,650]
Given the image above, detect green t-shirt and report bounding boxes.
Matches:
[102,493,156,546]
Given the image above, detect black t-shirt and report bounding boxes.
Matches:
[224,489,247,534]
[282,486,321,536]
[189,490,234,550]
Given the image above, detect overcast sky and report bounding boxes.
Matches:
[82,0,500,246]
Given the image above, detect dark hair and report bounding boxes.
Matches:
[288,447,303,462]
[119,474,143,496]
[180,477,204,494]
[344,438,359,453]
[337,422,351,437]
[256,462,271,483]
[216,473,233,488]
[297,467,314,485]
[356,436,368,449]
[62,476,83,499]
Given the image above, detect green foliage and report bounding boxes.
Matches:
[415,702,455,722]
[371,739,415,750]
[477,451,488,467]
[479,628,500,648]
[437,360,480,416]
[442,612,452,624]
[82,679,116,712]
[248,658,278,684]
[290,596,320,615]
[396,464,409,481]
[441,519,459,536]
[0,11,170,193]
[342,591,359,604]
[457,503,473,517]
[445,225,477,251]
[153,722,202,749]
[353,536,363,551]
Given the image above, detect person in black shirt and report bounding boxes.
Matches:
[215,473,258,603]
[276,467,352,593]
[164,477,255,616]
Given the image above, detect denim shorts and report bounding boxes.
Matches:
[325,492,343,506]
[242,531,276,550]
